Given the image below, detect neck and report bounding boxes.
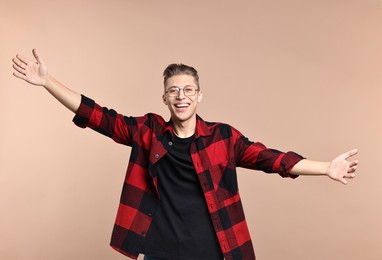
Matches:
[171,117,197,138]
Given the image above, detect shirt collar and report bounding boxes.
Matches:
[164,114,211,138]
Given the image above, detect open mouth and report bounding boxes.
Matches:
[174,103,190,113]
[175,104,190,108]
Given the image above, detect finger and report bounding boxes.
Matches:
[13,71,27,81]
[16,54,29,65]
[12,57,26,70]
[344,173,356,179]
[349,160,358,167]
[12,64,26,75]
[348,166,357,173]
[340,178,348,185]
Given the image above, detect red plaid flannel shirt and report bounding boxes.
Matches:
[73,95,304,260]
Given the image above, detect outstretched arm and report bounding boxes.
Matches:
[12,49,81,113]
[290,149,359,184]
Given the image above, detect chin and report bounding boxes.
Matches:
[172,113,194,123]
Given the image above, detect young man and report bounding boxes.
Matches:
[12,49,358,260]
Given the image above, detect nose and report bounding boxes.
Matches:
[176,89,186,99]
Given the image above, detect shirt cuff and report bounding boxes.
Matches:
[72,95,96,128]
[280,151,305,179]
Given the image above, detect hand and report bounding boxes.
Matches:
[326,149,359,184]
[12,49,49,87]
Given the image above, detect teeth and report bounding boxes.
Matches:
[176,104,189,108]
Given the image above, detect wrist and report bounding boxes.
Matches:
[323,162,330,176]
[43,74,55,89]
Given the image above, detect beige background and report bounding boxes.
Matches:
[1,0,381,259]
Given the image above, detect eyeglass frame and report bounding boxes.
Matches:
[164,86,200,97]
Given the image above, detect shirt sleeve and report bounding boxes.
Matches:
[234,130,305,178]
[72,95,139,146]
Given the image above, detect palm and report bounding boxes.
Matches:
[13,49,48,86]
[25,60,47,85]
[327,149,358,184]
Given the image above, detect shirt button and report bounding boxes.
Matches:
[154,153,159,159]
[168,141,173,146]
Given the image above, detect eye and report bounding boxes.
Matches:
[184,87,194,94]
[167,87,178,94]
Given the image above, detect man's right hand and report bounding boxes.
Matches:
[13,49,49,87]
[12,49,81,113]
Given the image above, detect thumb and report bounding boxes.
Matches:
[342,149,358,160]
[32,49,44,64]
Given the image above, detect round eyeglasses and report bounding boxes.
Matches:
[165,86,199,97]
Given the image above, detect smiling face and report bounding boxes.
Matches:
[162,74,203,125]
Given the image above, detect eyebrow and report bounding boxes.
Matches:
[168,85,195,89]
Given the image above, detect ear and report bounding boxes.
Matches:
[197,90,203,103]
[162,94,168,105]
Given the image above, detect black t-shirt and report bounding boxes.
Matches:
[141,134,223,260]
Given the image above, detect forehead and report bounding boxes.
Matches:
[165,74,197,89]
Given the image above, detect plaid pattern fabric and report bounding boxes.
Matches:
[73,95,304,260]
